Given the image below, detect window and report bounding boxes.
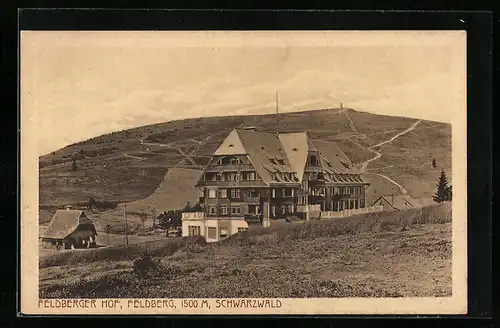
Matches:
[270,158,277,164]
[230,189,240,199]
[208,189,216,198]
[287,204,294,213]
[238,227,248,233]
[278,159,285,165]
[209,206,216,215]
[216,174,222,181]
[231,206,241,215]
[207,227,217,239]
[219,228,228,239]
[188,226,201,236]
[309,155,318,166]
[220,189,228,198]
[281,205,286,214]
[221,205,228,215]
[249,172,255,180]
[283,188,293,197]
[235,173,240,181]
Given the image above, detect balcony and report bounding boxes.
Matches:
[205,164,254,172]
[201,180,267,187]
[182,212,205,220]
[304,166,324,173]
[244,196,261,204]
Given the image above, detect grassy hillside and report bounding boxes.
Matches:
[39,107,451,229]
[39,202,452,298]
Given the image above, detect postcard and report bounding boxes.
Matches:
[20,30,467,315]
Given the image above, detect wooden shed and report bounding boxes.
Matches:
[41,210,98,249]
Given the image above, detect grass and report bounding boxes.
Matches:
[39,203,452,298]
[39,236,206,268]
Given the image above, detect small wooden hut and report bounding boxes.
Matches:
[41,209,98,249]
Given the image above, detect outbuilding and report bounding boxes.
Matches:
[41,209,98,249]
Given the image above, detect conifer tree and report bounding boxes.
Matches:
[433,169,450,203]
[432,158,437,168]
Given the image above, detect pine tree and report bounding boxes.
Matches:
[433,169,450,203]
[182,201,192,212]
[432,158,437,168]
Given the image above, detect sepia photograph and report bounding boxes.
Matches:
[20,30,467,315]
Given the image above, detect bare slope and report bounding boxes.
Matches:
[123,168,203,213]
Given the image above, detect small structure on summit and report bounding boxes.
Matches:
[41,208,98,250]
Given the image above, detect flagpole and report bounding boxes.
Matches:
[275,91,279,138]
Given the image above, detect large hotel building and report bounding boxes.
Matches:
[182,127,371,242]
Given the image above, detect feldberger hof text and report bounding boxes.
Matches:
[39,299,283,310]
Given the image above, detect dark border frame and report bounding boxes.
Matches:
[1,8,493,326]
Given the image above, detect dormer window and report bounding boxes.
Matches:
[292,148,298,151]
[309,154,319,166]
[277,159,285,165]
[229,144,234,147]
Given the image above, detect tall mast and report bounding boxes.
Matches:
[275,91,279,138]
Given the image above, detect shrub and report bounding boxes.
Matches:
[133,252,161,278]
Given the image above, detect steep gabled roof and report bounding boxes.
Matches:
[312,140,356,174]
[278,132,313,182]
[213,129,247,155]
[236,129,296,184]
[201,128,364,186]
[42,210,96,239]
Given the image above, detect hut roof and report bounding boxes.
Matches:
[372,195,421,210]
[42,210,96,239]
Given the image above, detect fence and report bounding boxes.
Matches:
[182,212,205,220]
[319,205,384,219]
[297,204,321,213]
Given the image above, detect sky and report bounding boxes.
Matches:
[21,31,466,156]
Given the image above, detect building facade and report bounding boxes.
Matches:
[183,128,370,241]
